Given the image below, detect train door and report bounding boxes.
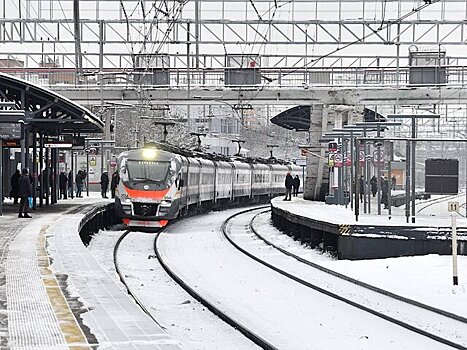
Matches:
[213,162,218,203]
[178,157,188,213]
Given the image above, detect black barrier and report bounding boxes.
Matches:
[425,158,458,195]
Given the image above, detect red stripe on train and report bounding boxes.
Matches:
[124,185,169,199]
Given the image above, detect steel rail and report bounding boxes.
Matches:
[221,207,467,350]
[153,211,278,350]
[416,193,465,214]
[113,229,167,330]
[250,209,467,324]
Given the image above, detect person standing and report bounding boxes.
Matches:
[292,175,300,197]
[18,168,32,218]
[284,172,293,201]
[81,170,88,193]
[67,170,73,198]
[359,175,365,203]
[10,169,20,204]
[76,170,83,197]
[381,176,389,209]
[391,175,397,191]
[59,171,68,199]
[110,171,120,198]
[100,171,109,198]
[370,175,378,197]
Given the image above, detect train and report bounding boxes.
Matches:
[114,142,302,228]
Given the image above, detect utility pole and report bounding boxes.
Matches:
[73,0,83,80]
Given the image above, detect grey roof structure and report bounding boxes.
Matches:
[0,73,103,134]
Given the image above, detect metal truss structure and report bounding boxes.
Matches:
[1,0,467,69]
[1,0,467,140]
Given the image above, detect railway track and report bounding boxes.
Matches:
[222,207,467,350]
[153,207,278,350]
[114,206,466,349]
[113,230,167,330]
[417,193,465,214]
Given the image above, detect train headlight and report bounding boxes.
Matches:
[160,200,172,206]
[142,148,157,159]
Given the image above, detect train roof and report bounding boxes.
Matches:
[142,141,294,165]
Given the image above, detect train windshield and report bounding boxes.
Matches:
[127,160,170,184]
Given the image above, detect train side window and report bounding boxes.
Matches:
[176,174,181,189]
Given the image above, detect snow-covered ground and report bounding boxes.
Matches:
[156,210,459,349]
[86,197,467,350]
[87,218,259,350]
[272,193,467,228]
[253,212,467,322]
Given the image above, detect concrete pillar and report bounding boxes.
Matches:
[304,105,363,201]
[304,104,329,200]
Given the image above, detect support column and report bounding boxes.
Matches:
[32,129,37,209]
[304,104,328,200]
[45,146,50,205]
[304,105,363,201]
[39,132,44,207]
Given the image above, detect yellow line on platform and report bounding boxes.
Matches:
[38,225,91,350]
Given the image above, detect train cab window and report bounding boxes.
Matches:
[127,160,170,184]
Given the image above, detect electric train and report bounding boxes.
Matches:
[114,143,302,228]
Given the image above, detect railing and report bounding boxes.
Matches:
[1,65,465,90]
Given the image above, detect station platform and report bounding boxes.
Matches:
[271,195,467,260]
[0,194,181,349]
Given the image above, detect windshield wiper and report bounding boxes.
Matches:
[132,178,161,184]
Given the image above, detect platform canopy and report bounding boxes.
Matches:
[270,105,311,131]
[271,106,385,131]
[0,73,103,134]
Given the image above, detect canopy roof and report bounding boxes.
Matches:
[0,73,103,134]
[271,106,385,131]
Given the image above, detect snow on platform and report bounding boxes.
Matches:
[272,195,467,229]
[0,193,181,349]
[271,195,467,259]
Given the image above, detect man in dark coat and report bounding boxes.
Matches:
[370,175,378,197]
[67,170,73,198]
[100,171,109,198]
[110,171,120,198]
[381,176,389,209]
[76,170,83,197]
[391,175,397,191]
[359,175,365,203]
[292,175,300,197]
[18,168,32,218]
[284,172,293,201]
[10,169,20,204]
[59,171,68,199]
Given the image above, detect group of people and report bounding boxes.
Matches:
[358,174,397,209]
[284,172,300,201]
[10,168,120,218]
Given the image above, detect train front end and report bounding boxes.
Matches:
[115,147,182,229]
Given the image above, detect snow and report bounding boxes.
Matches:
[157,209,457,350]
[254,206,467,319]
[271,194,467,230]
[84,197,467,349]
[87,224,260,350]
